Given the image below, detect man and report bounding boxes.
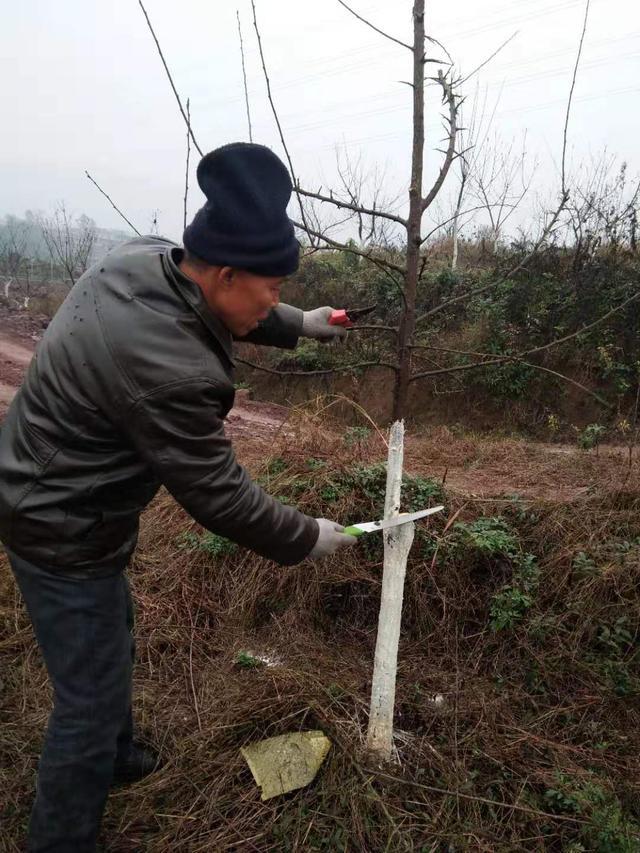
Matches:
[0,142,356,851]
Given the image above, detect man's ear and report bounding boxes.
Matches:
[218,266,235,288]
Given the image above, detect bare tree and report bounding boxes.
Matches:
[565,153,640,263]
[38,204,97,288]
[449,85,499,269]
[470,131,537,254]
[0,215,34,304]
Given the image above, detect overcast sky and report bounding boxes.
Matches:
[2,0,639,241]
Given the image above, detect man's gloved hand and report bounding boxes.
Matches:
[301,307,348,343]
[308,518,358,560]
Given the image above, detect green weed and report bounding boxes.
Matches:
[577,423,607,450]
[452,516,519,557]
[234,651,265,669]
[544,772,640,852]
[176,531,237,557]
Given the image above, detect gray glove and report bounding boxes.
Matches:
[308,518,358,560]
[301,306,348,342]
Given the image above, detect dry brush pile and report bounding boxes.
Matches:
[1,419,639,851]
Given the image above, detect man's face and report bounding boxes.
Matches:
[209,267,284,337]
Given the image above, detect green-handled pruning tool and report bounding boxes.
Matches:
[344,505,444,537]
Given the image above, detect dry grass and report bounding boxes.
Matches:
[1,416,639,851]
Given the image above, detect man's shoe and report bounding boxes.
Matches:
[112,741,161,787]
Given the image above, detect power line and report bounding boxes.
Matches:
[300,85,640,153]
[277,50,638,137]
[238,33,640,132]
[192,0,610,112]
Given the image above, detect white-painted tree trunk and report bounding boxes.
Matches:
[366,420,415,761]
[451,212,460,271]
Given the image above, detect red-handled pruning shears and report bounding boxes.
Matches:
[329,304,378,329]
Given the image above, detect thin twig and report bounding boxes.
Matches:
[250,0,312,242]
[293,218,407,305]
[85,172,141,236]
[237,9,253,142]
[409,351,613,409]
[292,219,405,274]
[413,290,640,363]
[562,0,591,195]
[310,394,390,448]
[369,770,588,825]
[521,290,640,360]
[187,603,202,732]
[336,0,412,51]
[236,357,397,377]
[421,204,504,247]
[137,0,203,157]
[183,98,191,232]
[349,324,398,335]
[459,31,518,86]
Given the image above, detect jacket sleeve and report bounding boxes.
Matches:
[126,378,319,565]
[236,303,303,349]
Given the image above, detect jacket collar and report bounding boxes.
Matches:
[163,247,236,367]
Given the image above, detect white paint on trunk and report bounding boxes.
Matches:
[451,214,459,270]
[366,420,415,761]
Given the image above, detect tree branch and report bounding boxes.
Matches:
[237,9,253,142]
[183,98,191,232]
[409,287,640,408]
[459,31,518,86]
[413,284,640,363]
[292,219,405,275]
[409,352,612,410]
[349,324,399,335]
[296,186,407,227]
[422,71,459,212]
[85,172,141,236]
[250,0,313,242]
[137,0,203,157]
[236,357,397,377]
[562,0,591,196]
[335,0,412,51]
[522,290,640,359]
[421,204,497,247]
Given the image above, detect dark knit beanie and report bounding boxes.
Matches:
[183,142,300,276]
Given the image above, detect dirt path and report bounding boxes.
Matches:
[0,330,36,417]
[0,324,289,438]
[0,334,34,367]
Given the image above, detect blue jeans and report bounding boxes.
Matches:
[7,549,135,852]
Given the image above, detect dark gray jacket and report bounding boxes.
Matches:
[0,237,319,574]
